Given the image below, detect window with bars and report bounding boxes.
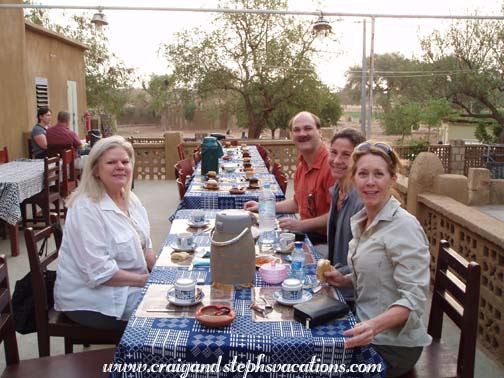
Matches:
[35,77,49,109]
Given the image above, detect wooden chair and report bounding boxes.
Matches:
[47,144,73,159]
[21,157,61,229]
[60,149,77,218]
[0,147,8,163]
[174,159,194,180]
[24,224,123,358]
[177,143,185,160]
[176,178,186,200]
[0,255,115,378]
[193,149,201,165]
[27,139,35,159]
[403,240,481,378]
[256,144,269,160]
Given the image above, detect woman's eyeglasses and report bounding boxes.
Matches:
[355,142,393,156]
[307,193,316,217]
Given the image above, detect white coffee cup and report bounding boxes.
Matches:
[190,210,205,224]
[279,233,295,251]
[177,232,194,249]
[174,278,196,302]
[281,278,303,301]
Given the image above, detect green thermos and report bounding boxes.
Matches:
[201,136,224,175]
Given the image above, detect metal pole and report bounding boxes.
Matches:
[367,17,375,139]
[360,19,367,135]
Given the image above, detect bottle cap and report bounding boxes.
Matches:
[264,182,270,189]
[295,241,303,249]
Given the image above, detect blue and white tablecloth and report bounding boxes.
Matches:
[0,160,44,225]
[112,211,386,378]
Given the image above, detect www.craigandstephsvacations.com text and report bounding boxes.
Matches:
[104,354,383,377]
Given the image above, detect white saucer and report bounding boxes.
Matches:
[187,220,210,228]
[274,246,293,255]
[273,290,312,306]
[167,288,204,306]
[169,242,196,252]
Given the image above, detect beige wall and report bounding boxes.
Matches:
[0,2,87,160]
[0,0,29,159]
[24,23,87,138]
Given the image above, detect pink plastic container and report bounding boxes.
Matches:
[259,261,288,284]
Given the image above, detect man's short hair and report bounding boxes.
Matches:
[57,111,70,124]
[288,111,321,130]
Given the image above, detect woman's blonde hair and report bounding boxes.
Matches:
[66,135,135,207]
[350,141,403,178]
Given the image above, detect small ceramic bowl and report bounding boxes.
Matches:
[259,261,288,284]
[195,305,236,328]
[223,163,237,173]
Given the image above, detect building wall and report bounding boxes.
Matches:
[0,0,30,159]
[24,24,87,138]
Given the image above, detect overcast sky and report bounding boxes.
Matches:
[36,0,503,88]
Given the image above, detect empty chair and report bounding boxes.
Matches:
[403,240,481,378]
[27,139,35,159]
[174,159,194,180]
[256,144,269,160]
[0,254,116,378]
[0,147,8,163]
[21,156,61,229]
[60,149,77,218]
[193,149,201,165]
[177,143,185,160]
[24,224,123,357]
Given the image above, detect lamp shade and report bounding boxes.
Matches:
[91,11,108,27]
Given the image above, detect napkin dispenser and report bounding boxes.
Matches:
[210,210,256,285]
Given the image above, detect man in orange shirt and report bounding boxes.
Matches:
[245,111,335,244]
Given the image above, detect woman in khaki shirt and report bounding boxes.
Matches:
[324,142,431,377]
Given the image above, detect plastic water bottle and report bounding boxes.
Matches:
[290,242,305,282]
[258,183,276,245]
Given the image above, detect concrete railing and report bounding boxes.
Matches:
[416,193,504,361]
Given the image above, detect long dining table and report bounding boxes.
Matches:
[0,159,45,256]
[111,210,386,377]
[182,146,285,210]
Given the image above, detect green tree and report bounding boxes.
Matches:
[25,5,133,121]
[162,0,326,138]
[381,100,423,143]
[420,18,504,143]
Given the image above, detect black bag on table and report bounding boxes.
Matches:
[293,296,349,329]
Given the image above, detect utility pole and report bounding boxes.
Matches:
[367,17,375,139]
[360,19,367,135]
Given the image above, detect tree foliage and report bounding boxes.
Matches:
[24,4,133,119]
[420,19,504,143]
[162,0,334,138]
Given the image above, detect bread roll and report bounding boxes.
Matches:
[316,259,332,282]
[171,252,190,261]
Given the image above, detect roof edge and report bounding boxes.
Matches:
[24,20,89,50]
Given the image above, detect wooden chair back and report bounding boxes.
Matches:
[177,143,185,160]
[175,159,194,179]
[0,255,20,365]
[176,178,186,200]
[47,144,73,159]
[27,139,35,159]
[256,144,269,160]
[193,150,202,165]
[0,147,8,164]
[24,224,62,344]
[60,149,77,198]
[428,240,481,378]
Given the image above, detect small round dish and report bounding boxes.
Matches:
[169,242,196,252]
[247,185,261,190]
[196,305,236,328]
[255,256,281,268]
[229,188,246,195]
[167,288,204,306]
[274,245,294,254]
[203,184,219,191]
[222,155,233,161]
[187,220,210,228]
[273,290,312,306]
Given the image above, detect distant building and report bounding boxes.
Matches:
[0,0,87,159]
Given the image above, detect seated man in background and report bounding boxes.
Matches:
[245,111,335,244]
[46,111,82,151]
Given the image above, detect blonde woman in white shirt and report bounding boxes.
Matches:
[324,142,431,377]
[54,135,156,331]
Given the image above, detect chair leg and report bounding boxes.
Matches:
[20,202,27,230]
[38,329,50,357]
[64,338,74,354]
